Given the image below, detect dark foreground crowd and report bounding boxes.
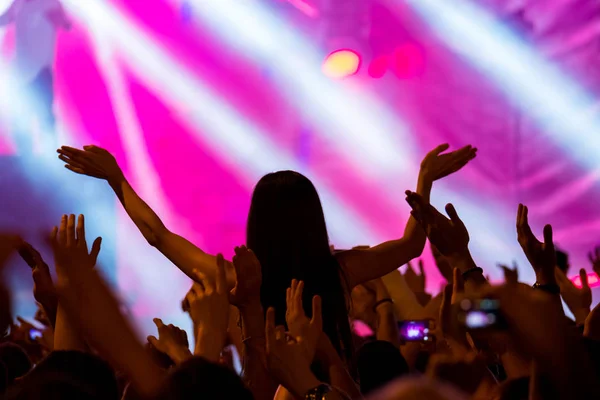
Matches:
[0,143,598,400]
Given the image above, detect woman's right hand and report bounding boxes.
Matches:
[57,145,124,182]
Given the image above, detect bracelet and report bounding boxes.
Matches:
[532,282,560,295]
[373,298,393,312]
[461,266,483,279]
[305,383,333,400]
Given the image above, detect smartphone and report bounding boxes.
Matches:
[28,328,43,341]
[458,298,506,330]
[398,320,435,342]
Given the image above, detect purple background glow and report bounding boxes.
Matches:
[1,0,599,334]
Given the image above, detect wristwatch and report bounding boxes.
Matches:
[305,384,333,400]
[532,282,560,295]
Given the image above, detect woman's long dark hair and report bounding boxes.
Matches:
[247,171,355,376]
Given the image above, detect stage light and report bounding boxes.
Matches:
[399,0,600,171]
[368,55,389,79]
[573,273,600,289]
[165,0,527,284]
[322,49,361,79]
[393,43,425,79]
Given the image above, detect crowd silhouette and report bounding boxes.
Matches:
[0,142,598,400]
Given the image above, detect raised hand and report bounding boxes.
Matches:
[404,260,426,295]
[285,280,322,362]
[230,246,262,308]
[50,215,102,281]
[57,145,123,182]
[555,268,591,325]
[17,242,57,311]
[147,318,192,364]
[419,144,477,183]
[186,254,230,362]
[405,192,469,258]
[588,247,600,277]
[516,205,555,285]
[265,307,321,399]
[497,262,519,284]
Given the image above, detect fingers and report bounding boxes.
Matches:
[57,154,86,170]
[275,326,285,341]
[445,204,463,228]
[64,165,86,175]
[418,259,425,276]
[58,215,67,246]
[181,297,190,312]
[66,214,75,248]
[191,269,208,294]
[49,226,58,249]
[153,318,165,331]
[147,335,159,347]
[76,214,86,247]
[83,145,107,154]
[265,307,276,345]
[57,146,87,158]
[498,264,518,284]
[291,279,298,295]
[429,143,450,156]
[294,280,304,311]
[90,237,102,265]
[405,190,426,208]
[286,287,292,307]
[215,254,226,294]
[185,288,196,307]
[542,224,554,250]
[311,295,322,329]
[580,268,589,290]
[16,316,31,327]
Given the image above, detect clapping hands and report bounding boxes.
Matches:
[405,192,469,258]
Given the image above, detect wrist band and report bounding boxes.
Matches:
[305,383,333,400]
[373,298,393,312]
[532,282,560,295]
[461,266,483,279]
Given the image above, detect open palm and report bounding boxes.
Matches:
[57,145,123,182]
[420,144,477,182]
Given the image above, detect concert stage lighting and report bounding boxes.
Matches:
[322,48,361,79]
